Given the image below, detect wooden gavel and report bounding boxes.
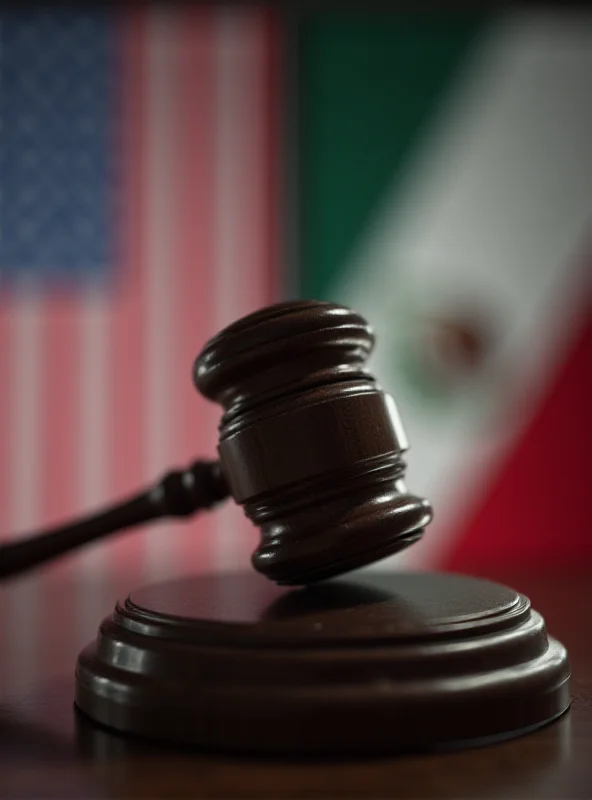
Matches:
[0,300,432,584]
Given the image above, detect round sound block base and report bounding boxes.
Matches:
[75,571,570,755]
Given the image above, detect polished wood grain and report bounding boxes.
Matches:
[0,565,590,798]
[194,301,431,585]
[75,570,570,754]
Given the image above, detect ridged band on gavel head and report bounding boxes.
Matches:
[195,301,375,423]
[194,301,432,585]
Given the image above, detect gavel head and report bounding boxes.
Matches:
[194,301,432,586]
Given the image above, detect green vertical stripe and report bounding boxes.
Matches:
[298,13,486,299]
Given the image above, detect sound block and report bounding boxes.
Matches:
[75,571,570,755]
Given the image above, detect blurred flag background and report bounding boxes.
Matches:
[297,11,592,575]
[0,5,279,598]
[0,3,590,621]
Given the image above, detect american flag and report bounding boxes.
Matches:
[0,5,279,689]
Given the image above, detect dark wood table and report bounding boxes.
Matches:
[1,563,590,798]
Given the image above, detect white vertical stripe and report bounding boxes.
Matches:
[213,9,260,572]
[214,9,246,332]
[76,285,110,629]
[9,288,43,539]
[144,6,176,581]
[7,282,43,692]
[79,288,109,539]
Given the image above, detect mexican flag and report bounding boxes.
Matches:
[297,10,592,574]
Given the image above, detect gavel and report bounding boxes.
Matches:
[0,300,432,584]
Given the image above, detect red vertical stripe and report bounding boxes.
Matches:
[228,8,281,570]
[0,305,11,542]
[261,9,281,305]
[39,298,81,581]
[245,7,281,310]
[0,303,10,690]
[175,7,218,576]
[207,9,283,572]
[108,8,147,583]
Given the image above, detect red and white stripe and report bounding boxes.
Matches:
[0,6,280,692]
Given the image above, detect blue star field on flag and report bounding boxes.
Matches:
[0,8,116,284]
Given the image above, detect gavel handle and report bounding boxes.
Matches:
[0,460,229,580]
